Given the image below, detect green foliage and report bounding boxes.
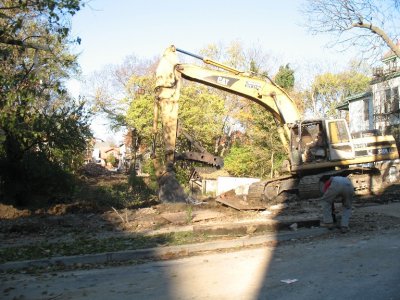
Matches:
[3,151,76,204]
[308,69,370,118]
[128,172,155,203]
[178,84,226,152]
[275,64,295,91]
[107,153,117,167]
[224,102,287,178]
[74,175,156,210]
[0,0,82,43]
[0,0,90,205]
[224,145,256,176]
[224,143,286,178]
[125,75,155,146]
[141,158,158,190]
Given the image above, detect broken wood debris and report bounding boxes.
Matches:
[215,190,267,211]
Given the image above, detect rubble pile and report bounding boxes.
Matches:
[79,163,112,177]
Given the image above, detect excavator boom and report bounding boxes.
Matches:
[174,47,301,126]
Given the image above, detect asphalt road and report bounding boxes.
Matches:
[1,228,399,300]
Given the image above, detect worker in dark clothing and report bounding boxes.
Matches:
[320,176,355,233]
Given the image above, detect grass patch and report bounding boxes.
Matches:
[0,231,218,263]
[73,174,157,210]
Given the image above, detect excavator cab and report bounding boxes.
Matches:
[289,119,354,167]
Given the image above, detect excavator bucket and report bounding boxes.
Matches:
[154,46,187,203]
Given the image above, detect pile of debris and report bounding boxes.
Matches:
[79,163,112,177]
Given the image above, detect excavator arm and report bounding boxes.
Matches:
[155,45,301,155]
[175,53,300,127]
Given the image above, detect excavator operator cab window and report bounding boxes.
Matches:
[300,123,327,163]
[328,120,350,144]
[290,122,327,165]
[326,119,355,160]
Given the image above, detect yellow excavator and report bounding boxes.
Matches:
[154,45,399,202]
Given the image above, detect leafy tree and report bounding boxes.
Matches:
[86,55,156,131]
[178,84,226,153]
[125,75,156,147]
[275,64,295,91]
[106,152,117,167]
[222,58,288,178]
[0,0,91,205]
[306,69,370,118]
[302,0,400,61]
[85,55,158,186]
[0,0,82,50]
[125,75,227,177]
[224,103,286,178]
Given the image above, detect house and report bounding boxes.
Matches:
[89,139,121,168]
[116,131,151,174]
[338,42,400,142]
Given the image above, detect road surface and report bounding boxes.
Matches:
[1,228,400,300]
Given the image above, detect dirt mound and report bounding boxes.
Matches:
[79,163,112,177]
[0,204,30,219]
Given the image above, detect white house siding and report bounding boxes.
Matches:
[203,179,217,195]
[348,96,372,133]
[92,148,100,160]
[371,76,400,135]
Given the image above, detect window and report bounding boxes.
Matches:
[328,120,350,144]
[392,87,399,112]
[385,88,391,113]
[363,98,369,121]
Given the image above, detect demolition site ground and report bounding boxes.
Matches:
[0,173,400,272]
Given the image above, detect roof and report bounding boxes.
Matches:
[104,147,119,153]
[382,41,400,62]
[345,91,372,102]
[337,91,372,111]
[336,100,349,111]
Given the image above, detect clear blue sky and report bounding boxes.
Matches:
[71,0,355,73]
[69,0,355,139]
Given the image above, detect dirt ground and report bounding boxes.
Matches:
[1,180,400,251]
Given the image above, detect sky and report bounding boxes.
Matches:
[68,0,356,140]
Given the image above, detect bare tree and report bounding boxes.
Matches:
[302,0,400,62]
[83,55,157,129]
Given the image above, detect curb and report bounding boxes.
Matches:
[0,227,326,272]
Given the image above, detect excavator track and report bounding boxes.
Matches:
[298,175,325,199]
[297,169,382,199]
[247,167,387,204]
[247,175,298,202]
